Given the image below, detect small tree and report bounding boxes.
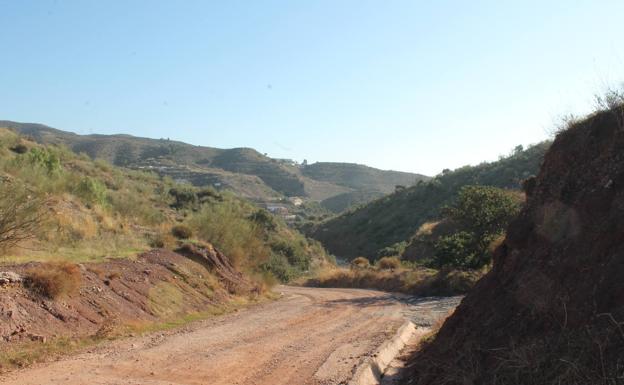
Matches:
[0,183,46,254]
[432,185,521,269]
[432,231,477,269]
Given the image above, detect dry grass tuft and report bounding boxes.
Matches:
[308,266,484,297]
[171,224,193,239]
[25,261,82,299]
[350,256,370,269]
[377,256,401,270]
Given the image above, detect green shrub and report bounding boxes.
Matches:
[270,240,310,272]
[431,231,477,269]
[376,241,407,259]
[429,185,521,269]
[189,200,268,268]
[262,254,297,282]
[249,209,277,232]
[25,147,62,174]
[171,224,193,239]
[377,256,401,270]
[75,177,108,206]
[169,187,197,209]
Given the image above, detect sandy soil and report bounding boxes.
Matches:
[0,286,457,385]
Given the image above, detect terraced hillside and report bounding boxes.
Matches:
[1,121,428,210]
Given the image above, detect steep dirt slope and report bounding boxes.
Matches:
[0,247,255,347]
[404,108,624,384]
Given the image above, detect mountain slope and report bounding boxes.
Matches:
[309,142,550,259]
[404,102,624,385]
[0,120,427,209]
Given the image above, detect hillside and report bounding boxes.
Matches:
[0,127,331,282]
[404,99,624,385]
[309,142,550,259]
[303,162,421,191]
[0,121,427,211]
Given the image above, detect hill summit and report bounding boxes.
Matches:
[0,120,428,212]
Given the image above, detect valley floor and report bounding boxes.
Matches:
[0,286,458,385]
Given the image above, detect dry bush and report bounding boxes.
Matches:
[377,256,401,270]
[350,256,370,269]
[54,209,98,242]
[416,221,440,237]
[171,224,193,239]
[308,266,484,297]
[0,183,46,254]
[25,261,82,299]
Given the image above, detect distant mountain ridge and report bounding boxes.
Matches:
[0,120,429,211]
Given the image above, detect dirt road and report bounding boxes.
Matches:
[0,286,460,385]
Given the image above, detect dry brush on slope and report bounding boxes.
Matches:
[403,105,624,384]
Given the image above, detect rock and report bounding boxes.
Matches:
[0,272,23,285]
[28,334,47,343]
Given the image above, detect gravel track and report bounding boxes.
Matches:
[0,286,459,385]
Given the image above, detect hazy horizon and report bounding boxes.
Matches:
[2,1,623,175]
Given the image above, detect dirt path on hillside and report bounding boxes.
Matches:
[0,286,460,385]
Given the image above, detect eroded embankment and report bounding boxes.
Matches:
[0,286,450,385]
[0,245,257,363]
[403,106,624,384]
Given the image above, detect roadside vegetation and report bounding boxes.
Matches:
[0,127,331,283]
[309,141,548,260]
[307,185,521,295]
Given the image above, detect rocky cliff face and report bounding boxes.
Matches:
[405,107,624,385]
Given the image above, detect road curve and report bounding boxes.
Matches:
[0,286,455,385]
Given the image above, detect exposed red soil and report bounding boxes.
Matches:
[0,286,410,385]
[0,247,253,348]
[404,107,624,384]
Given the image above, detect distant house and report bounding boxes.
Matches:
[288,197,303,206]
[265,204,289,215]
[283,214,297,222]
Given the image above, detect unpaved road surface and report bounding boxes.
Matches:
[0,286,460,385]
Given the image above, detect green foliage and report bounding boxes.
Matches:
[249,209,277,232]
[376,241,407,259]
[432,231,477,269]
[270,240,310,272]
[262,254,298,282]
[0,128,332,278]
[74,177,108,206]
[189,199,268,268]
[169,187,197,209]
[444,185,521,242]
[25,147,62,174]
[311,142,548,260]
[430,186,521,269]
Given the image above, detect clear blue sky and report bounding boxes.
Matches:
[1,1,623,175]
